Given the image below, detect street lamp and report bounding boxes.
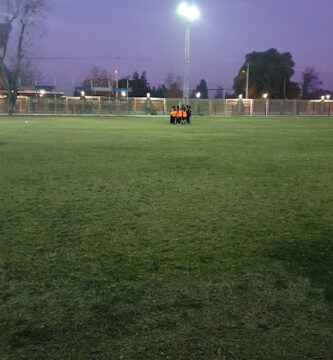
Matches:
[326,94,331,100]
[196,92,201,98]
[121,91,126,97]
[178,2,200,105]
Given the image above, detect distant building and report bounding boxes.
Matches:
[18,85,64,98]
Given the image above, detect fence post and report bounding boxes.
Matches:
[280,100,283,115]
[320,100,325,116]
[264,100,268,116]
[163,98,166,116]
[293,100,297,116]
[250,99,253,116]
[208,100,213,116]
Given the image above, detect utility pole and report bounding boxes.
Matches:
[246,63,250,99]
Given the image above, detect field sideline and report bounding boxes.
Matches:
[0,116,332,359]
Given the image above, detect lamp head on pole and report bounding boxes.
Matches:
[177,2,200,22]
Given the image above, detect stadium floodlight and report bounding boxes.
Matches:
[178,2,200,105]
[81,91,85,97]
[321,95,325,101]
[177,2,200,21]
[326,94,331,100]
[121,91,126,97]
[239,94,243,100]
[196,92,201,98]
[263,93,269,99]
[147,93,151,98]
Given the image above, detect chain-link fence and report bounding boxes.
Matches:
[0,97,332,116]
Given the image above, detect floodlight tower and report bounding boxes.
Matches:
[177,2,199,105]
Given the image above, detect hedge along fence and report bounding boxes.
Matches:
[0,97,332,116]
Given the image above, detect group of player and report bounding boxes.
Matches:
[170,105,192,125]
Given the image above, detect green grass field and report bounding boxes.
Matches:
[0,116,332,360]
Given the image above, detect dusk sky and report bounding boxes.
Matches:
[35,0,333,95]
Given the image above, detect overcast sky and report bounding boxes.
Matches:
[34,0,333,95]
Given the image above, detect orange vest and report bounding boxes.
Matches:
[183,110,187,118]
[172,110,176,117]
[176,110,181,117]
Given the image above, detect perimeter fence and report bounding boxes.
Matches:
[0,97,332,117]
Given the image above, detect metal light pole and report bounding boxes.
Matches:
[178,2,199,106]
[183,21,190,105]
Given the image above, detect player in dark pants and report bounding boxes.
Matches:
[181,105,187,124]
[176,106,181,124]
[186,105,192,124]
[170,107,176,124]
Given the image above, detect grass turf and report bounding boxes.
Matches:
[0,116,332,359]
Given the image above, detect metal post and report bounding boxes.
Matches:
[115,57,119,101]
[246,63,249,99]
[183,21,190,105]
[284,79,286,100]
[54,78,57,114]
[126,79,129,115]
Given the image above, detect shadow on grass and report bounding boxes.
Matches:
[267,237,332,301]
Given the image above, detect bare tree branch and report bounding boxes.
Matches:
[0,0,48,114]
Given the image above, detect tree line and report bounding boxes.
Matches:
[82,48,329,100]
[0,1,331,117]
[82,67,210,99]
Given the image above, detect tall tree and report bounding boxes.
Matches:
[127,71,150,97]
[0,0,47,114]
[233,48,299,99]
[150,84,168,98]
[165,72,182,98]
[20,59,43,86]
[302,68,322,99]
[214,86,224,99]
[193,79,208,99]
[82,66,113,88]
